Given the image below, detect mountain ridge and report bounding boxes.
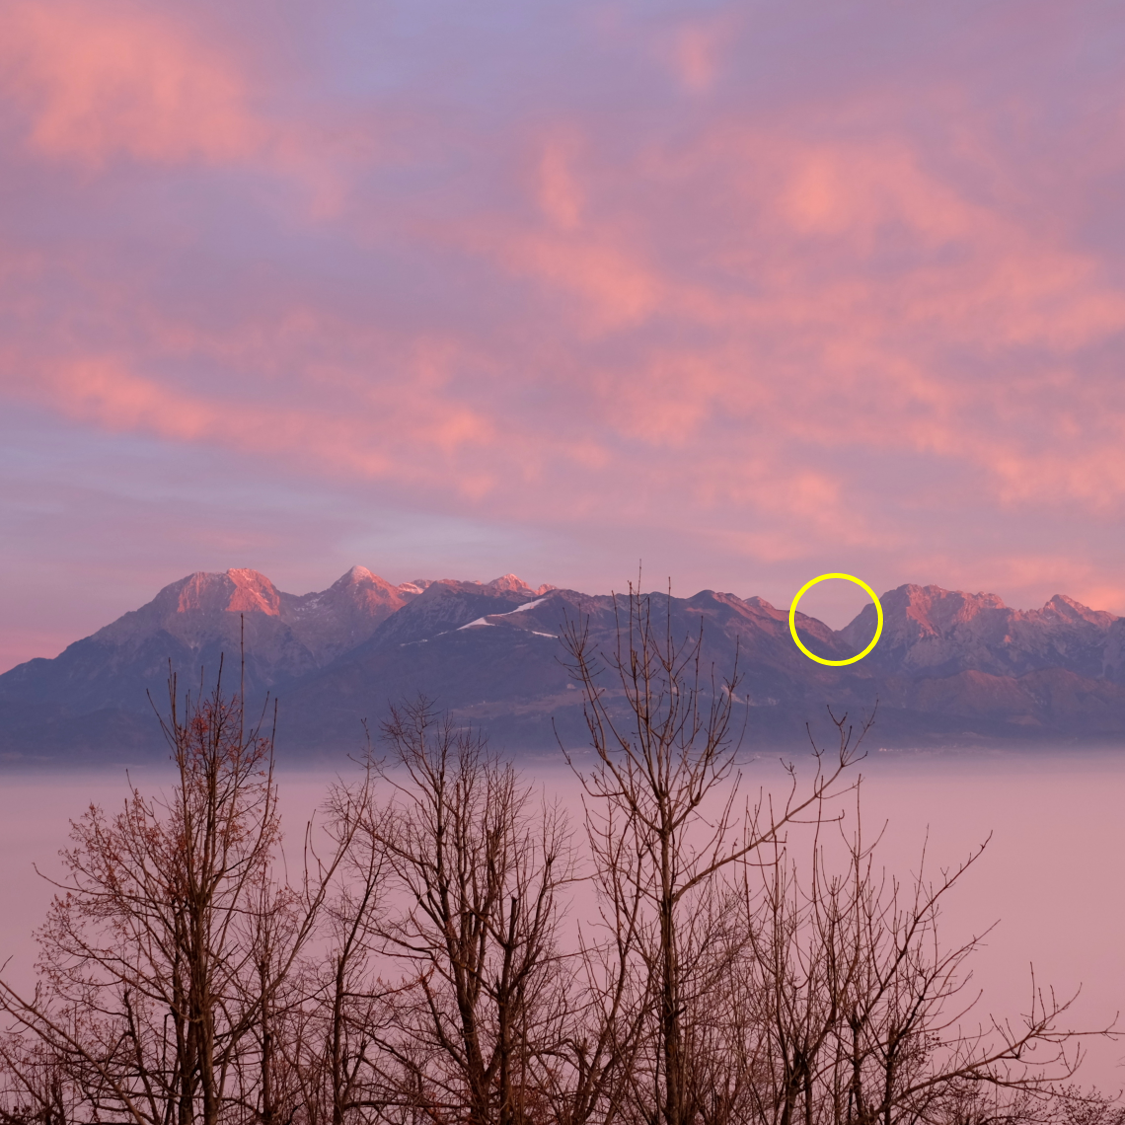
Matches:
[2,569,1123,763]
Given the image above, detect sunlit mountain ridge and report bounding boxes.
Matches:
[2,569,1123,763]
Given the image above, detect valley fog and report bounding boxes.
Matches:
[2,750,1124,1092]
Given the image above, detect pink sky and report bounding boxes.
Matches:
[2,0,1125,670]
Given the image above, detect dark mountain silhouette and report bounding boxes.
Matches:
[2,571,1124,764]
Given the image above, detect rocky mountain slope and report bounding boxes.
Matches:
[2,572,1123,763]
[841,585,1120,679]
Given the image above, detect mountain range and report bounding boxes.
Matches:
[2,567,1125,764]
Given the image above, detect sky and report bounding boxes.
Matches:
[2,0,1125,670]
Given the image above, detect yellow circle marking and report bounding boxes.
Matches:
[788,573,883,667]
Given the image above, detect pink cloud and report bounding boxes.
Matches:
[5,351,506,498]
[454,120,1125,520]
[0,1,373,220]
[665,21,730,95]
[0,2,259,167]
[11,94,1125,530]
[536,135,585,230]
[9,92,1125,531]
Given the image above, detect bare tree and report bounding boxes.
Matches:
[0,658,343,1125]
[275,767,395,1125]
[735,787,1116,1125]
[559,583,874,1125]
[0,1032,83,1125]
[333,699,574,1125]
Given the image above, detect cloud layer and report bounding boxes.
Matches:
[3,0,1124,666]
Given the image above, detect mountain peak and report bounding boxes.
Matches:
[487,574,534,593]
[896,583,1007,610]
[882,584,1007,635]
[309,566,410,602]
[400,575,542,595]
[1042,593,1113,624]
[335,565,376,587]
[174,569,281,617]
[743,595,778,611]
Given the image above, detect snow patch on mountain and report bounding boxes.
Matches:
[506,598,547,614]
[457,617,497,630]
